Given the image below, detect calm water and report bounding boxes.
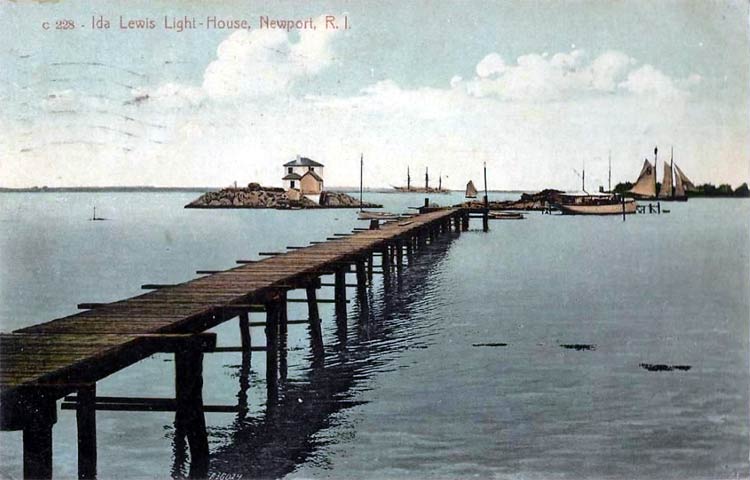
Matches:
[0,192,748,479]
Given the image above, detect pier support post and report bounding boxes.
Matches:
[174,342,209,479]
[279,291,288,380]
[239,312,251,360]
[482,209,489,232]
[306,285,324,360]
[306,285,320,325]
[334,267,347,317]
[356,259,367,291]
[381,245,390,271]
[265,299,281,405]
[462,212,469,231]
[22,394,57,480]
[367,254,374,283]
[76,384,97,480]
[396,241,403,270]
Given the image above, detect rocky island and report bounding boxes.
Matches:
[459,189,564,211]
[185,183,382,209]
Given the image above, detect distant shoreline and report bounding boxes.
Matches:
[1,186,746,198]
[0,186,214,193]
[0,186,530,194]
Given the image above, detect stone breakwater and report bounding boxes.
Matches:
[185,183,382,209]
[459,189,564,211]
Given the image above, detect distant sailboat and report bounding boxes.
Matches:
[465,180,478,198]
[90,206,105,221]
[393,165,448,193]
[657,145,696,202]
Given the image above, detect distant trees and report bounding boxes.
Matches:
[611,181,750,197]
[734,183,750,197]
[691,183,749,197]
[612,182,633,194]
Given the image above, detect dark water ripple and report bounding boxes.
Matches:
[207,236,459,479]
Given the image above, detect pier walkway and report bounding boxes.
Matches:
[0,206,477,479]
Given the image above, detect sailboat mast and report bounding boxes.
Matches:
[439,174,442,191]
[483,161,488,206]
[608,150,612,192]
[653,146,658,199]
[407,166,411,190]
[359,153,363,211]
[582,159,585,192]
[425,167,429,190]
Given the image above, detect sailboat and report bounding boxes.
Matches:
[552,158,636,215]
[465,180,478,198]
[393,166,449,193]
[630,146,695,201]
[657,147,694,201]
[628,147,659,199]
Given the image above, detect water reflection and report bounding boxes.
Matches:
[206,234,457,479]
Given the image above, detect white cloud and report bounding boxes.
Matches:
[461,49,691,101]
[618,64,681,98]
[202,16,340,98]
[4,42,735,191]
[476,53,506,78]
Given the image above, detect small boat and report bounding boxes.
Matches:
[465,180,478,199]
[553,191,637,215]
[90,206,106,221]
[358,211,399,221]
[489,211,524,220]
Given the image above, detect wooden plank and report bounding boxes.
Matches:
[1,208,463,403]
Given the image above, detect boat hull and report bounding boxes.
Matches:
[555,200,637,215]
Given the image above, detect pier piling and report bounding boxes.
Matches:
[76,384,97,480]
[174,341,209,479]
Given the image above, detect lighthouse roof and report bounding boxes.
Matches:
[283,156,324,167]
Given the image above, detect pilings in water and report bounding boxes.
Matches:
[76,385,96,480]
[1,208,467,479]
[174,341,209,478]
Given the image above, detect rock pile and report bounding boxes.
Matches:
[319,191,382,208]
[186,185,383,209]
[185,184,319,209]
[459,189,564,211]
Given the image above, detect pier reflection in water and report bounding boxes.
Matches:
[193,235,457,479]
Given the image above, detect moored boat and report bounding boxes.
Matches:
[489,211,524,219]
[553,191,637,215]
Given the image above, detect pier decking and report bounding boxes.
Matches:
[0,206,478,478]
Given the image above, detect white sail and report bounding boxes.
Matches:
[658,162,673,198]
[674,164,696,192]
[465,180,478,198]
[628,160,656,198]
[674,167,686,197]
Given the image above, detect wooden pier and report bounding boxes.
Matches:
[0,206,483,478]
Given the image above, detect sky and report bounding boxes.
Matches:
[1,0,748,190]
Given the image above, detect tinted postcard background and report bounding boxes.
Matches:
[0,1,748,479]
